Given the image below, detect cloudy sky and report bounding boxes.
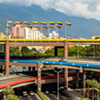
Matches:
[1,0,100,21]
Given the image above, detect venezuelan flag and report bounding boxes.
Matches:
[49,25,53,29]
[8,21,13,25]
[32,21,39,26]
[21,25,25,27]
[35,25,40,29]
[41,21,46,26]
[56,24,61,29]
[15,21,21,25]
[49,21,55,25]
[66,22,71,27]
[42,26,47,29]
[57,21,63,26]
[6,24,10,28]
[27,25,32,29]
[24,21,30,26]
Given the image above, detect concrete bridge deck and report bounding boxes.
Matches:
[1,39,100,44]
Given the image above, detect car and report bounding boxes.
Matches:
[29,91,35,95]
[45,90,49,95]
[52,90,56,94]
[22,91,28,96]
[59,58,68,62]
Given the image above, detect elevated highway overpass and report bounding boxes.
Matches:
[0,71,77,92]
[1,39,100,98]
[0,38,100,44]
[0,59,100,72]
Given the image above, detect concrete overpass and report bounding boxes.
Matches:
[0,72,77,92]
[1,38,100,44]
[1,39,100,98]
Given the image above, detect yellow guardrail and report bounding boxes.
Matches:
[0,39,100,42]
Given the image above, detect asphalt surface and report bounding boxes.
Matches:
[36,58,100,64]
[0,69,76,87]
[42,83,75,100]
[14,85,39,100]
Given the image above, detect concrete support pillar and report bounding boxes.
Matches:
[0,65,2,73]
[64,40,68,58]
[76,70,79,88]
[28,67,31,71]
[37,63,41,92]
[5,40,9,75]
[32,67,35,71]
[83,70,86,98]
[64,68,68,90]
[54,47,57,57]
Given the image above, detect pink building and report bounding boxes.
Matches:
[12,24,24,38]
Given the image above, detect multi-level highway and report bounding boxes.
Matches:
[1,39,100,99]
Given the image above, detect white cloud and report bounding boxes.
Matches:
[0,0,100,20]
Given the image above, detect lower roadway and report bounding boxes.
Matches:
[42,83,75,100]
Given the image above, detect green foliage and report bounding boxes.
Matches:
[6,94,19,100]
[81,98,91,100]
[21,46,30,53]
[0,44,4,52]
[31,48,37,51]
[38,92,48,100]
[86,79,91,86]
[10,47,20,56]
[68,47,77,56]
[58,48,64,57]
[1,44,100,57]
[95,83,100,89]
[44,48,54,57]
[90,79,98,87]
[21,46,31,56]
[3,86,14,97]
[3,86,19,100]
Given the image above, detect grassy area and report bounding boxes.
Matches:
[81,98,91,100]
[38,92,48,100]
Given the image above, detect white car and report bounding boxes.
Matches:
[45,90,49,95]
[59,58,68,62]
[29,91,35,95]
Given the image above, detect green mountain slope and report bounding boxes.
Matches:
[0,3,100,38]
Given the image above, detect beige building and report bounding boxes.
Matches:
[92,36,100,39]
[0,32,5,39]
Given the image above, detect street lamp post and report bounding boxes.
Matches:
[54,67,62,100]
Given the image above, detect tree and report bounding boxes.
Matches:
[58,48,64,57]
[21,46,31,56]
[3,86,14,97]
[86,79,91,100]
[90,79,98,100]
[44,48,54,57]
[6,94,19,100]
[10,47,20,56]
[95,83,100,100]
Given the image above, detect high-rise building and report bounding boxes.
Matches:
[49,31,59,39]
[12,24,24,38]
[0,32,5,39]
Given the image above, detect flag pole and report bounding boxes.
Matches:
[6,19,8,39]
[65,24,66,38]
[41,25,42,42]
[48,23,50,42]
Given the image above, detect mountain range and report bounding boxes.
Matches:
[0,3,100,38]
